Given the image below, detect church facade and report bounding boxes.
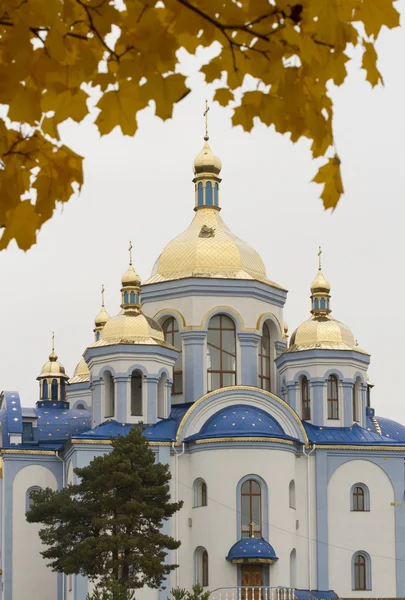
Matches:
[1,133,405,600]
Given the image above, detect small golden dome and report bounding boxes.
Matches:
[69,357,90,384]
[144,207,283,287]
[94,306,110,328]
[95,308,172,348]
[288,315,359,352]
[121,264,141,287]
[311,269,331,293]
[38,352,69,380]
[194,140,222,175]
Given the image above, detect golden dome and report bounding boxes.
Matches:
[288,315,361,352]
[311,269,330,293]
[92,308,173,349]
[38,351,69,380]
[94,306,110,328]
[194,140,222,175]
[121,264,141,287]
[144,208,282,287]
[69,357,90,384]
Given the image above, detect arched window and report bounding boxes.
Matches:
[157,373,167,419]
[327,375,339,419]
[214,182,219,206]
[26,486,42,512]
[301,376,310,420]
[76,403,85,410]
[351,483,370,512]
[289,480,296,509]
[259,323,271,391]
[352,552,371,590]
[194,547,209,586]
[131,370,143,416]
[198,182,203,206]
[241,479,261,538]
[42,379,48,400]
[104,370,115,418]
[124,291,128,304]
[290,549,297,588]
[130,291,135,303]
[193,478,208,507]
[207,314,236,392]
[162,317,183,395]
[320,297,326,309]
[314,298,319,310]
[51,379,58,401]
[206,181,213,206]
[60,380,65,401]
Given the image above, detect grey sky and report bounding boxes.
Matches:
[1,6,404,422]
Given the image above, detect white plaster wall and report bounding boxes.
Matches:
[328,459,396,597]
[12,464,58,600]
[175,447,309,591]
[144,294,283,334]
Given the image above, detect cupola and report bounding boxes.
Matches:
[37,333,69,405]
[94,284,110,341]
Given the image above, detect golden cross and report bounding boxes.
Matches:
[101,284,105,307]
[129,241,133,266]
[203,100,209,141]
[318,246,322,270]
[249,521,255,538]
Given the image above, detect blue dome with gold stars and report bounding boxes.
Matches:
[226,537,278,564]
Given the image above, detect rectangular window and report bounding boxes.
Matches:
[22,422,34,443]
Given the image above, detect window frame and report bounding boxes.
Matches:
[241,478,262,538]
[193,478,208,508]
[327,375,339,420]
[26,485,42,512]
[259,322,271,391]
[162,317,183,395]
[289,480,296,509]
[194,547,209,587]
[352,552,371,591]
[207,314,236,392]
[350,483,370,512]
[301,376,311,420]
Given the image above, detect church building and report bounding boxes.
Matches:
[1,129,405,600]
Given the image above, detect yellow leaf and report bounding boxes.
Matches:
[142,74,189,121]
[214,88,234,107]
[362,41,383,87]
[0,200,41,251]
[95,81,148,136]
[8,86,42,125]
[201,61,223,84]
[354,0,400,37]
[312,155,344,210]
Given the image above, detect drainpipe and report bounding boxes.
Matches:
[55,451,66,600]
[171,442,185,587]
[302,444,316,591]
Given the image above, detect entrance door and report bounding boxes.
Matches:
[241,565,264,600]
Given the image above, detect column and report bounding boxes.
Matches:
[92,378,102,426]
[181,330,207,402]
[165,379,173,418]
[315,450,329,590]
[274,340,287,357]
[310,378,325,426]
[115,375,130,423]
[286,381,298,412]
[145,376,159,424]
[342,380,353,427]
[237,332,261,387]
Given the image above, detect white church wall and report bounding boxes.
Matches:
[176,447,308,590]
[327,459,396,597]
[12,464,58,600]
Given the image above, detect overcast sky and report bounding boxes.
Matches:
[1,6,404,422]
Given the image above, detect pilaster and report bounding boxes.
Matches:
[310,379,325,426]
[145,376,159,424]
[92,378,102,427]
[181,330,207,402]
[342,380,353,427]
[286,381,298,413]
[237,332,261,387]
[115,375,130,423]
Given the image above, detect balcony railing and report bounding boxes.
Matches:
[209,588,296,600]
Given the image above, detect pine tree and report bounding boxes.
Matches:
[26,425,182,595]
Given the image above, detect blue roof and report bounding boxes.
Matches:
[304,416,405,446]
[294,591,338,600]
[226,537,278,563]
[186,404,296,442]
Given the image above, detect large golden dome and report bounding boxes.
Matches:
[69,357,90,384]
[145,208,274,285]
[288,315,358,352]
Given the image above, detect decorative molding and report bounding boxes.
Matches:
[1,448,56,456]
[193,436,295,446]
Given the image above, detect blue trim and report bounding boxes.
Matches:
[276,349,370,368]
[85,344,178,363]
[236,474,269,541]
[142,278,287,307]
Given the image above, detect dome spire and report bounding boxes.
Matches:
[49,330,57,361]
[193,102,222,211]
[94,284,110,341]
[310,246,331,316]
[121,241,141,310]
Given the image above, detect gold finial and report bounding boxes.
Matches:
[101,284,105,307]
[203,100,209,141]
[318,246,322,270]
[249,521,255,538]
[129,241,133,266]
[52,331,55,354]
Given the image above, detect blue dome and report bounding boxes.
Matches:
[226,537,278,563]
[372,416,405,442]
[186,404,286,441]
[35,408,91,442]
